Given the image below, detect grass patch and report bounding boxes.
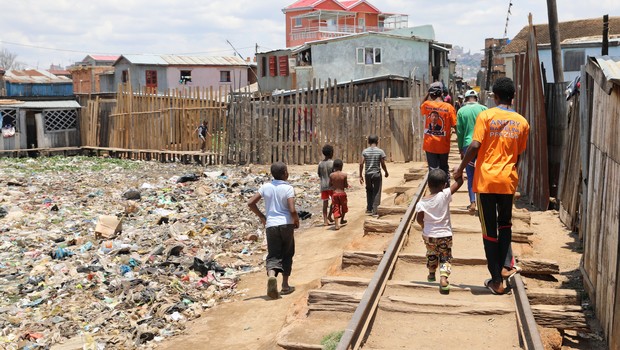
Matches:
[321,330,344,350]
[0,156,140,173]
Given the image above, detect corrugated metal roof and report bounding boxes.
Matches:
[117,54,168,65]
[4,69,72,84]
[88,55,120,61]
[593,56,620,85]
[161,55,247,66]
[284,0,327,11]
[0,100,81,109]
[502,16,620,55]
[115,54,248,66]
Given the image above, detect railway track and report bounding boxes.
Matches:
[276,137,587,350]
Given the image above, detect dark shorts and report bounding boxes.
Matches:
[265,224,295,276]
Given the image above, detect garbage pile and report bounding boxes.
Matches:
[0,156,319,349]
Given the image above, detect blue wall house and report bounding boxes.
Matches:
[501,16,620,83]
[1,69,81,152]
[256,25,452,93]
[3,69,73,97]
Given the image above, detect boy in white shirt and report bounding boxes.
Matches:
[248,162,300,299]
[415,169,463,293]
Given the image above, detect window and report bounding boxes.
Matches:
[1,109,18,131]
[295,17,302,27]
[220,70,231,82]
[358,18,366,31]
[180,70,192,84]
[269,56,277,77]
[278,56,289,76]
[43,109,78,132]
[121,70,129,83]
[145,70,157,88]
[357,47,382,65]
[563,50,585,72]
[261,56,267,77]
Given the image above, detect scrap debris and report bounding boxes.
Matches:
[0,156,319,349]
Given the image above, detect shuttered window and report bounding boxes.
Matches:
[563,50,585,72]
[279,56,289,76]
[269,56,277,77]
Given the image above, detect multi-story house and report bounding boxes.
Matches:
[282,0,409,47]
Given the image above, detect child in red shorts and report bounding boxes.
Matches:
[317,144,334,226]
[329,159,348,230]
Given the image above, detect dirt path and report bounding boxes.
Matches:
[158,160,607,350]
[158,163,410,350]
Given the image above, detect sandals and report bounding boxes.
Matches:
[502,265,522,279]
[427,273,436,282]
[484,278,505,295]
[439,276,450,294]
[267,277,279,299]
[280,286,296,295]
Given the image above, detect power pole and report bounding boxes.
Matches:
[546,0,564,82]
[602,15,609,56]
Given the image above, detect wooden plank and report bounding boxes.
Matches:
[380,296,514,316]
[517,258,560,275]
[526,288,581,305]
[531,305,589,331]
[363,218,400,234]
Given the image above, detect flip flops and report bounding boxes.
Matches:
[502,265,522,280]
[280,286,296,295]
[267,276,279,299]
[484,278,504,295]
[427,273,436,282]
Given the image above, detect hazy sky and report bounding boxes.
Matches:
[1,0,618,69]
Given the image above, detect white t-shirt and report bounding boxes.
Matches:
[414,188,453,238]
[258,180,295,228]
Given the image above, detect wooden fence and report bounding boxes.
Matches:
[78,79,426,165]
[514,15,550,210]
[226,79,426,165]
[578,57,620,349]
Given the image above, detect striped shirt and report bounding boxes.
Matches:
[362,146,386,175]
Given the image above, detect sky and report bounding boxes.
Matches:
[1,0,619,70]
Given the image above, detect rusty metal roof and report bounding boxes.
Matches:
[3,69,72,84]
[502,16,620,55]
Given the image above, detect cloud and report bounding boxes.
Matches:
[1,0,619,68]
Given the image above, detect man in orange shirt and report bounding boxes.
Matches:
[420,82,457,176]
[453,77,530,295]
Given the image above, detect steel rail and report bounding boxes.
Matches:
[336,172,545,350]
[510,274,545,350]
[336,175,427,350]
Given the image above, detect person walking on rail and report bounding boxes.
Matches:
[329,159,349,230]
[359,135,389,216]
[415,169,464,294]
[456,89,488,213]
[453,77,529,295]
[317,144,335,226]
[195,121,211,153]
[421,82,457,177]
[247,162,300,299]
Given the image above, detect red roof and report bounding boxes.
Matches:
[88,55,120,61]
[285,0,324,9]
[340,0,380,13]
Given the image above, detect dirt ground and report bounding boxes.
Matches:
[157,162,607,350]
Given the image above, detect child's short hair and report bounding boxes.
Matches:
[271,162,288,180]
[428,168,448,188]
[322,144,334,158]
[492,77,515,104]
[368,135,378,145]
[333,159,343,170]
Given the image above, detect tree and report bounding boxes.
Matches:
[0,48,25,70]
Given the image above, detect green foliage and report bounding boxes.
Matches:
[321,330,344,350]
[0,156,140,174]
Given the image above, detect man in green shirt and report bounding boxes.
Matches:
[456,90,488,212]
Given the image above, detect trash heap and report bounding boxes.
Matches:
[0,156,318,349]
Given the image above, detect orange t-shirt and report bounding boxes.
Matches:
[420,100,457,154]
[472,107,530,194]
